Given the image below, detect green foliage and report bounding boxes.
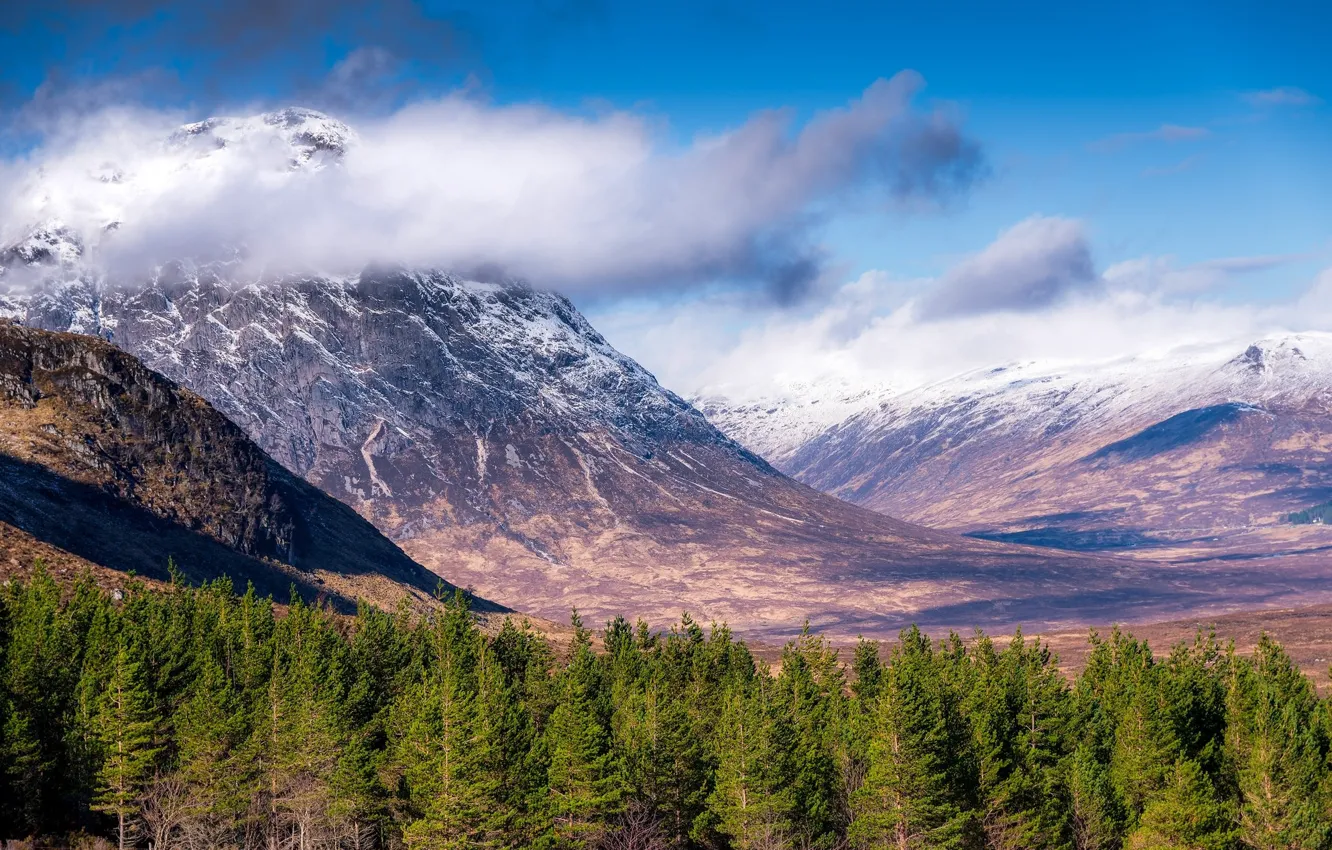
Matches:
[92,645,163,850]
[4,574,1332,850]
[544,611,622,848]
[850,626,979,849]
[1286,500,1332,524]
[1126,758,1236,850]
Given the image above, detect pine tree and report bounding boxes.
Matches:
[1226,635,1330,850]
[1068,744,1124,850]
[397,674,485,848]
[0,703,43,834]
[249,596,345,850]
[392,596,520,849]
[852,639,884,705]
[93,645,163,850]
[176,652,248,844]
[1,565,82,832]
[1110,655,1182,823]
[471,643,527,846]
[1002,633,1073,849]
[775,625,847,845]
[545,612,621,849]
[850,626,978,850]
[10,570,1332,850]
[1126,758,1236,850]
[706,680,792,850]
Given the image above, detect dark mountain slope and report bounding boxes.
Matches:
[0,320,497,613]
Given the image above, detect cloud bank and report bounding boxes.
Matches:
[0,72,983,296]
[589,216,1326,399]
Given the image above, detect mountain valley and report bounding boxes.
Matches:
[3,108,1332,641]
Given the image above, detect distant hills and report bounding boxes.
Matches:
[701,334,1332,570]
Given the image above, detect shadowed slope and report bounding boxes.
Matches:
[0,320,501,613]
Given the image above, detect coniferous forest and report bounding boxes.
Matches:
[2,569,1331,850]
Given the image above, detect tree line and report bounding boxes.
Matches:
[1,566,1330,850]
[1287,500,1332,525]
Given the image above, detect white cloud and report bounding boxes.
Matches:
[1105,252,1307,295]
[0,72,983,297]
[592,222,1328,401]
[1243,87,1322,108]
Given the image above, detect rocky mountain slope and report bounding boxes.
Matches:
[0,319,487,612]
[701,334,1332,567]
[6,107,1330,639]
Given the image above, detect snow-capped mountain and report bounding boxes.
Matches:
[6,107,1332,638]
[703,334,1332,565]
[0,107,353,278]
[695,378,897,467]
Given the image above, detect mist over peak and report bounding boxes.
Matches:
[0,77,983,297]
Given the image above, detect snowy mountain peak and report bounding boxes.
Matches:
[1225,335,1315,376]
[701,331,1332,467]
[0,106,361,277]
[169,106,355,166]
[0,220,85,270]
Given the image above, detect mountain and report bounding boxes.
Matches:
[6,107,1326,640]
[700,334,1332,570]
[0,319,493,613]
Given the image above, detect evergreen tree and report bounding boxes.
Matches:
[1126,758,1236,850]
[1226,635,1329,850]
[1068,744,1125,850]
[963,632,1073,850]
[176,652,248,844]
[850,626,978,850]
[706,680,792,850]
[396,674,485,848]
[0,702,44,834]
[1110,654,1182,823]
[5,570,1332,850]
[775,625,847,846]
[545,612,621,848]
[2,565,83,832]
[92,645,163,850]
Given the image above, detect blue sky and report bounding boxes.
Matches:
[3,0,1330,391]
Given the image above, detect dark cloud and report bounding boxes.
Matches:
[2,0,465,109]
[917,216,1098,319]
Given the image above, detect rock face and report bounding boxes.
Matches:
[701,334,1332,568]
[0,319,485,612]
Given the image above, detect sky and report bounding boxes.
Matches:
[2,0,1330,398]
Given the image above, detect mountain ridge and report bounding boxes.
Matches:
[0,318,498,613]
[702,332,1332,566]
[5,106,1324,639]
